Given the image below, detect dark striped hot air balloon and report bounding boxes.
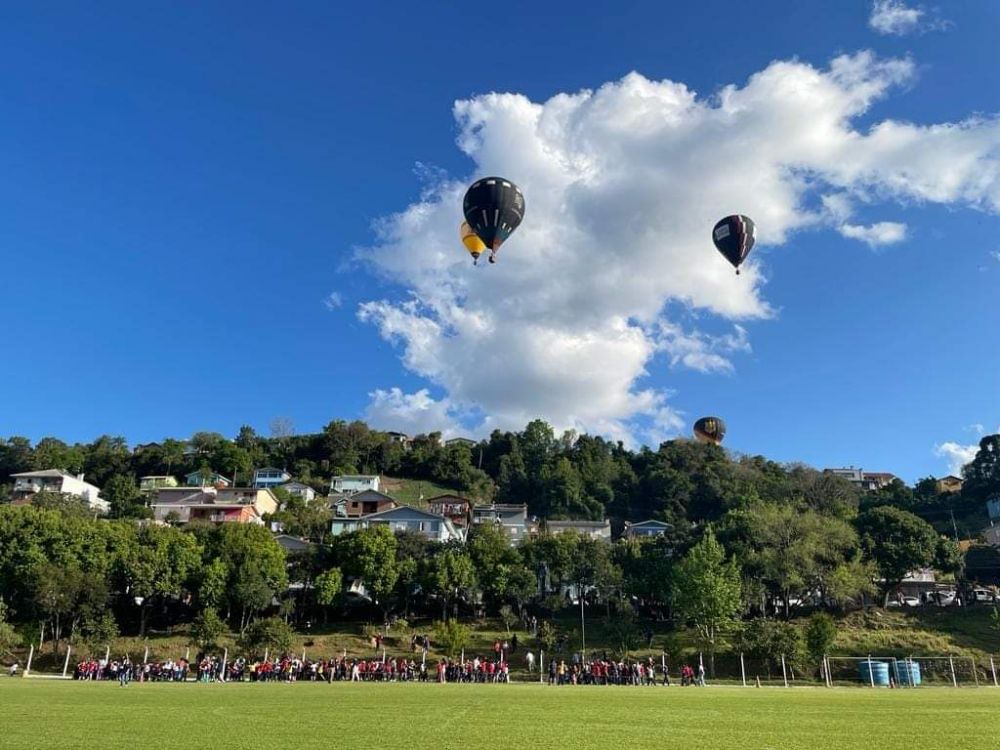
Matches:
[463,177,525,264]
[712,215,756,274]
[693,417,726,446]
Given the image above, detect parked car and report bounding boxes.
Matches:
[887,595,920,608]
[922,590,959,607]
[970,588,996,604]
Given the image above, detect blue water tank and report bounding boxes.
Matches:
[858,660,890,686]
[895,660,921,686]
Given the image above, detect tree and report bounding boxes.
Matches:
[499,604,517,635]
[190,608,227,653]
[671,528,742,676]
[240,616,294,657]
[315,568,343,624]
[433,618,471,658]
[857,506,939,606]
[0,600,22,657]
[805,612,837,666]
[427,547,477,620]
[607,606,640,659]
[123,524,202,636]
[211,524,288,632]
[538,620,558,654]
[102,474,146,519]
[336,526,398,617]
[962,435,1000,502]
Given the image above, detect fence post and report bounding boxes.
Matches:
[264,649,269,663]
[990,656,998,687]
[540,650,544,684]
[740,652,746,687]
[949,655,958,688]
[62,646,72,678]
[972,658,980,687]
[867,655,875,688]
[222,648,228,682]
[143,645,149,665]
[104,645,110,665]
[781,654,789,688]
[25,644,34,676]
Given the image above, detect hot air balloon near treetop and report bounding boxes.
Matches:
[693,416,726,445]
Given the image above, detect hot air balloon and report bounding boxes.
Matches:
[463,177,525,264]
[693,417,726,445]
[712,215,756,274]
[460,221,486,264]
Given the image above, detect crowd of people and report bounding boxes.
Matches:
[544,657,706,687]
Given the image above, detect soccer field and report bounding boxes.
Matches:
[2,680,997,750]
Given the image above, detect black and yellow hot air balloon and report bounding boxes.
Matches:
[463,176,525,264]
[460,221,486,264]
[693,417,726,446]
[712,215,756,274]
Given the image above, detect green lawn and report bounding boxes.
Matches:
[2,679,998,750]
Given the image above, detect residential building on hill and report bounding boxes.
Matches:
[823,467,897,492]
[329,474,380,495]
[139,475,178,493]
[330,489,397,518]
[426,494,472,527]
[10,470,107,512]
[623,519,673,539]
[279,481,316,503]
[151,486,278,525]
[471,504,531,545]
[253,467,291,490]
[935,475,964,494]
[185,469,232,488]
[545,519,612,541]
[330,505,463,543]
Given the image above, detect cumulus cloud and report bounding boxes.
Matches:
[323,292,343,310]
[839,221,907,247]
[869,1,925,35]
[364,387,461,438]
[934,441,979,476]
[991,251,1000,263]
[356,52,1000,441]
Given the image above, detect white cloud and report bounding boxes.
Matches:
[934,441,978,476]
[967,423,985,436]
[991,250,1000,263]
[323,292,343,310]
[357,52,1000,442]
[363,387,461,438]
[869,1,924,35]
[839,221,907,247]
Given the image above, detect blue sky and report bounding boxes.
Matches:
[1,1,998,482]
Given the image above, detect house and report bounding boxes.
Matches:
[623,519,673,539]
[10,470,108,513]
[471,504,532,544]
[989,497,1000,521]
[151,486,279,525]
[935,476,964,494]
[330,489,397,518]
[823,467,897,492]
[279,481,316,503]
[330,505,463,543]
[272,534,316,555]
[386,432,411,447]
[426,494,472,527]
[253,467,291,490]
[329,474,380,495]
[445,437,477,449]
[545,519,613,541]
[185,469,232,488]
[139,475,178,493]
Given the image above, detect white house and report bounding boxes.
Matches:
[330,505,463,543]
[279,481,316,503]
[329,474,380,495]
[545,519,612,541]
[10,470,108,513]
[253,467,291,490]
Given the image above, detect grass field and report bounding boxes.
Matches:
[2,680,998,750]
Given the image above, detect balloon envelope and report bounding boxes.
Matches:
[463,177,525,250]
[712,215,756,271]
[693,417,726,445]
[460,221,486,259]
